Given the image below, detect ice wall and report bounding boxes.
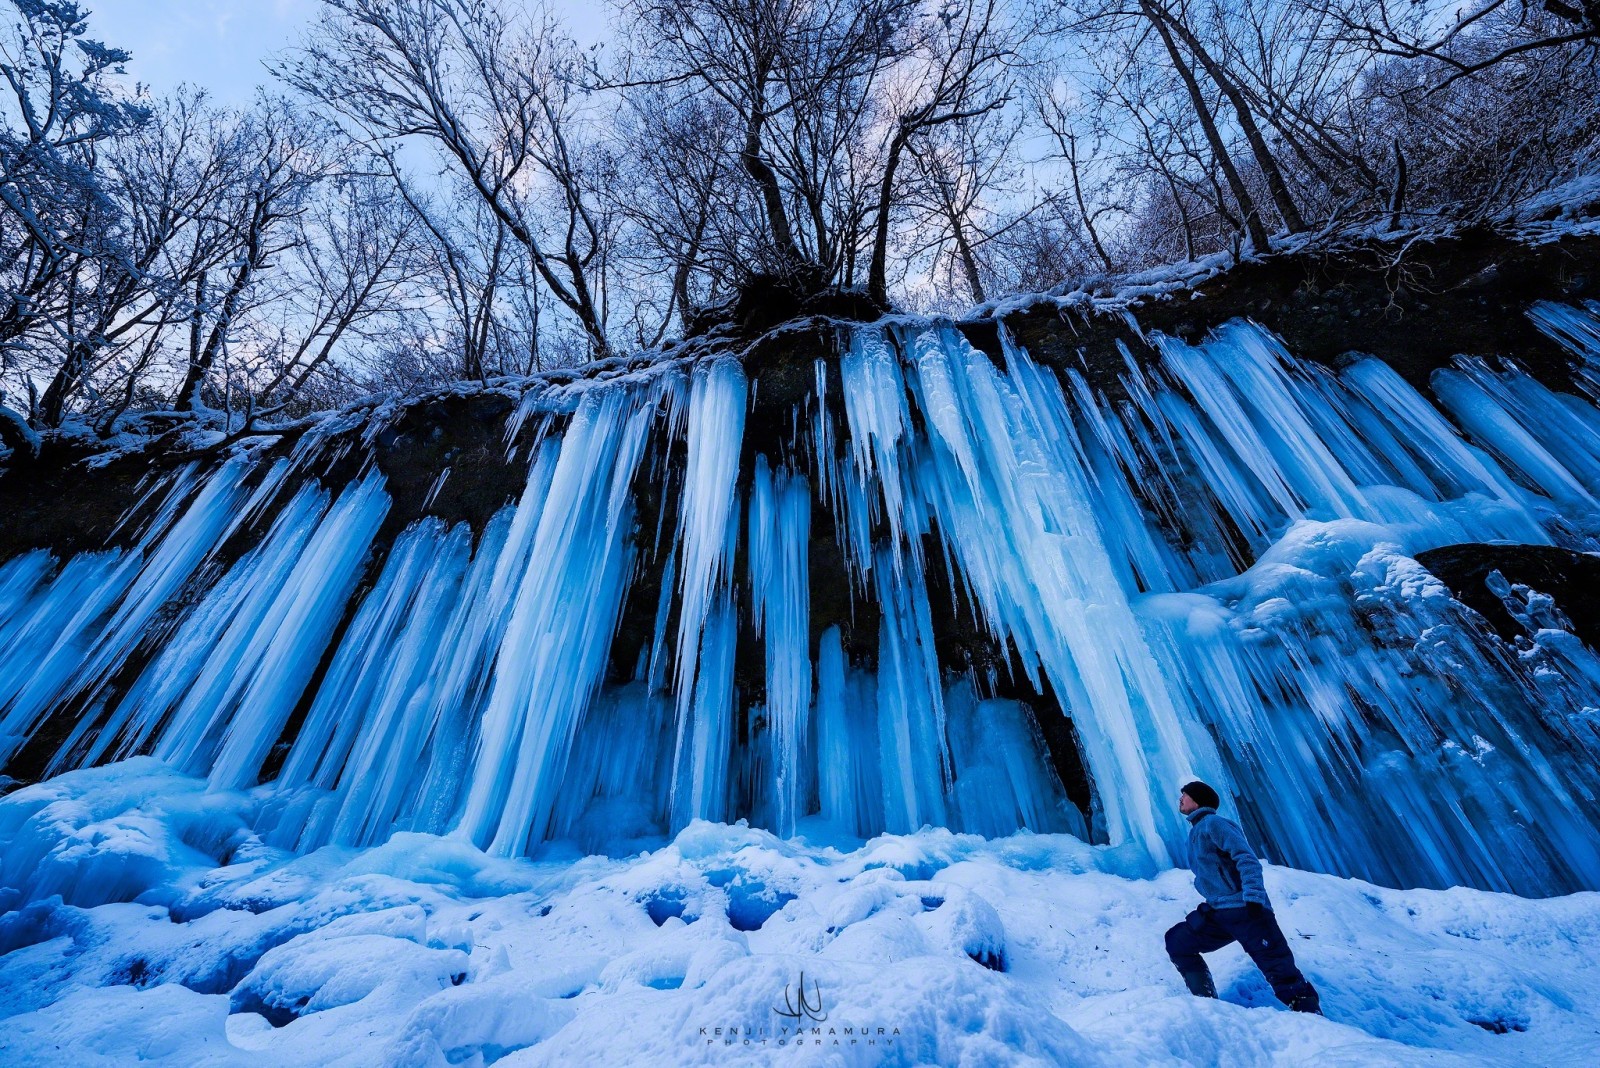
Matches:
[5,301,1600,896]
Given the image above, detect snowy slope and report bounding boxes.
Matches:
[2,760,1597,1067]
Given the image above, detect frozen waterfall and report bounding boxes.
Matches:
[5,302,1600,895]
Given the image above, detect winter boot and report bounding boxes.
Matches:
[1286,989,1322,1015]
[1179,969,1217,998]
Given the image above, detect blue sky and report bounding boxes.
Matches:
[86,0,613,104]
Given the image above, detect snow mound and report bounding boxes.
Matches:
[3,761,1599,1065]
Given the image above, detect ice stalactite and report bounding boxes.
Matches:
[206,473,390,791]
[1114,325,1567,572]
[0,552,135,764]
[259,450,561,851]
[268,517,473,850]
[747,456,811,835]
[134,471,389,787]
[1530,298,1600,397]
[874,545,952,834]
[670,596,736,827]
[901,326,1216,858]
[943,680,1087,842]
[398,505,533,837]
[1160,336,1361,533]
[7,300,1600,896]
[457,384,658,856]
[814,625,882,837]
[549,681,675,854]
[1340,358,1536,515]
[1144,535,1600,893]
[1433,365,1598,511]
[812,361,875,584]
[0,460,252,765]
[1079,316,1600,892]
[839,330,915,562]
[666,359,745,829]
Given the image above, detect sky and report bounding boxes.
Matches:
[85,0,614,105]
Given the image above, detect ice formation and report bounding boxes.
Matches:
[4,302,1600,900]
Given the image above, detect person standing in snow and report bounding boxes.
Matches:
[1164,780,1322,1014]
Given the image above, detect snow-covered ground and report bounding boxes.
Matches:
[3,760,1598,1066]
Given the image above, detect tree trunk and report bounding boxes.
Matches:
[38,267,85,427]
[38,346,84,428]
[1152,2,1306,234]
[951,214,986,303]
[178,248,256,413]
[867,126,911,308]
[741,62,804,273]
[1388,138,1408,232]
[1141,1,1270,252]
[1066,130,1114,272]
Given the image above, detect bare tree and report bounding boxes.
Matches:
[1033,75,1119,271]
[1328,0,1598,91]
[614,88,743,335]
[52,88,243,428]
[619,0,919,290]
[173,96,323,412]
[1141,0,1306,235]
[253,172,424,406]
[864,0,1017,305]
[280,0,616,357]
[1,0,147,424]
[5,0,1598,435]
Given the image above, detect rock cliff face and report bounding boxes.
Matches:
[8,227,1597,560]
[4,226,1600,896]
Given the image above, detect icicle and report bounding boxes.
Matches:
[401,500,534,836]
[668,358,746,745]
[0,552,54,636]
[1529,298,1600,372]
[943,678,1082,840]
[264,518,473,850]
[91,507,314,769]
[175,471,388,789]
[811,358,873,582]
[1157,325,1374,525]
[670,595,736,827]
[456,384,656,856]
[644,547,678,695]
[1433,363,1597,509]
[874,545,950,834]
[900,324,1216,860]
[1,461,253,766]
[747,456,812,835]
[0,551,132,763]
[550,680,674,854]
[1141,531,1600,894]
[1341,358,1542,516]
[839,333,907,507]
[9,299,1600,900]
[811,360,834,507]
[1465,363,1600,496]
[814,626,881,836]
[1063,368,1196,595]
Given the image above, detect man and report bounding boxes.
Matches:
[1164,780,1322,1014]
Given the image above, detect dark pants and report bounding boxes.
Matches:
[1165,905,1320,1012]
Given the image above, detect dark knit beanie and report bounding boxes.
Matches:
[1181,780,1221,810]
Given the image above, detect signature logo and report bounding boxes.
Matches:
[774,971,827,1023]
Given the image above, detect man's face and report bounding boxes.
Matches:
[1178,791,1199,815]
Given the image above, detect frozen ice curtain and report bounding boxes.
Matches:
[6,302,1600,895]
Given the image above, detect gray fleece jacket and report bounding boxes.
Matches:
[1185,807,1271,910]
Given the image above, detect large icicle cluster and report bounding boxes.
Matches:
[3,301,1600,895]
